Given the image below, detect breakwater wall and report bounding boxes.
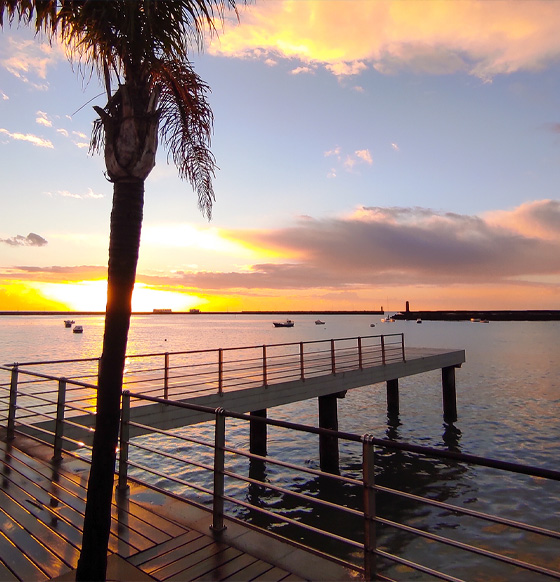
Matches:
[394,310,560,321]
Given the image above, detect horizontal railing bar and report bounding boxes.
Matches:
[3,357,99,367]
[6,333,403,368]
[223,445,361,488]
[126,459,213,498]
[127,420,215,448]
[375,483,560,540]
[222,467,363,520]
[376,515,560,579]
[374,548,465,582]
[129,441,215,473]
[126,391,560,482]
[0,365,97,388]
[220,491,364,551]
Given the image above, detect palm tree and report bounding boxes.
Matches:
[1,1,238,579]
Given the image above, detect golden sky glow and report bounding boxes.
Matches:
[217,0,560,78]
[2,2,560,314]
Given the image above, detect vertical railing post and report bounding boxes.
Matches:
[52,377,67,461]
[401,333,406,362]
[164,352,169,399]
[358,337,363,370]
[331,339,336,375]
[381,335,386,365]
[262,345,268,387]
[117,391,131,492]
[300,342,305,381]
[211,408,227,532]
[7,364,19,441]
[218,349,224,395]
[363,434,376,581]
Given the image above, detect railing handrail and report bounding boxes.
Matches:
[2,362,560,581]
[124,390,560,482]
[0,364,97,389]
[6,333,405,367]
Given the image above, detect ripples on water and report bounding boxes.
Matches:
[1,313,559,579]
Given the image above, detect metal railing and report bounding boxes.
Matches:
[2,350,560,581]
[5,333,406,400]
[114,391,560,582]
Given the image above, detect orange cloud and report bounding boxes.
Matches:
[484,199,560,242]
[213,1,560,79]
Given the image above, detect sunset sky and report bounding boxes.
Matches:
[1,0,560,313]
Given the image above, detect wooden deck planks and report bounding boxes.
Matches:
[0,436,340,582]
[164,546,243,581]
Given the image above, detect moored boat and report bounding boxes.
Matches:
[273,320,294,328]
[315,319,325,325]
[64,319,75,328]
[72,325,83,333]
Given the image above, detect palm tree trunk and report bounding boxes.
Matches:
[76,179,144,581]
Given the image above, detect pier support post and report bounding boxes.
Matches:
[249,409,267,456]
[318,393,345,474]
[386,378,399,416]
[442,366,458,423]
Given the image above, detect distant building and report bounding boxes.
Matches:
[153,308,172,313]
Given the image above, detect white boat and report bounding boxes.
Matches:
[73,325,83,334]
[64,319,75,328]
[273,320,294,328]
[381,317,395,323]
[315,319,325,325]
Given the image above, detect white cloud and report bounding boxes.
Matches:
[45,188,104,200]
[36,111,52,127]
[355,149,373,164]
[0,128,53,148]
[324,146,341,158]
[1,37,57,88]
[291,66,314,75]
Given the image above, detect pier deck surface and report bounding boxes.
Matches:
[24,345,466,446]
[0,434,353,581]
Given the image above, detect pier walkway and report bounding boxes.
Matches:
[5,333,466,449]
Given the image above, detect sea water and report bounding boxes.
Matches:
[1,313,559,579]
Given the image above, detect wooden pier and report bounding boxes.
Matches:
[19,337,465,473]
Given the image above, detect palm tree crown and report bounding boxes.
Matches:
[2,0,237,216]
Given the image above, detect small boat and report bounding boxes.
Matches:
[64,319,75,328]
[370,323,376,327]
[480,319,489,323]
[381,317,395,323]
[73,325,83,334]
[273,320,294,328]
[470,318,481,322]
[315,319,325,325]
[416,318,422,324]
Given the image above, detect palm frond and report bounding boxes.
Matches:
[155,57,216,219]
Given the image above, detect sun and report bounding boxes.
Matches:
[37,280,204,312]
